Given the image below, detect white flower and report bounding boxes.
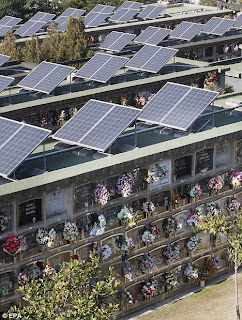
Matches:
[100,244,112,259]
[184,264,199,280]
[0,215,8,231]
[63,222,79,241]
[36,228,56,248]
[142,230,156,244]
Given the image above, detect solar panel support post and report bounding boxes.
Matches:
[211,102,215,127]
[9,87,11,105]
[173,55,176,72]
[69,75,72,93]
[134,120,137,147]
[43,141,47,172]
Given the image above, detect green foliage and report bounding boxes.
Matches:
[224,83,234,94]
[22,35,41,63]
[1,0,27,20]
[8,252,120,319]
[199,0,217,7]
[0,31,21,60]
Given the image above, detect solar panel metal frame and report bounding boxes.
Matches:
[138,5,166,19]
[14,11,55,36]
[109,8,139,23]
[0,75,14,93]
[17,61,74,94]
[75,53,129,83]
[118,1,141,10]
[210,18,234,36]
[125,45,178,73]
[0,117,51,178]
[0,54,10,67]
[99,31,135,52]
[179,23,203,41]
[138,82,219,131]
[202,17,223,34]
[52,99,141,152]
[134,26,170,45]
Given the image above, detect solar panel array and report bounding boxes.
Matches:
[15,11,55,36]
[125,45,178,73]
[138,5,166,20]
[234,14,242,29]
[99,31,135,52]
[109,8,139,23]
[0,16,22,37]
[84,5,115,27]
[170,21,203,41]
[118,1,142,10]
[53,99,141,152]
[18,61,74,94]
[0,75,14,93]
[134,26,170,45]
[202,17,234,36]
[75,53,128,83]
[55,8,86,31]
[0,54,10,67]
[138,82,219,131]
[0,117,51,177]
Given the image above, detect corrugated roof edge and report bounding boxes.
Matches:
[0,121,241,196]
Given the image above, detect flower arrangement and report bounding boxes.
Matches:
[164,273,178,290]
[186,209,202,227]
[0,282,13,297]
[163,216,180,234]
[206,202,222,216]
[126,291,135,305]
[18,272,27,286]
[212,256,222,269]
[141,281,158,297]
[142,202,155,214]
[117,172,135,197]
[123,262,133,281]
[204,71,217,88]
[89,214,106,236]
[145,165,168,184]
[94,184,110,206]
[43,264,56,277]
[207,176,223,191]
[140,253,157,273]
[146,170,159,184]
[173,195,181,204]
[229,171,242,189]
[117,207,136,228]
[184,264,199,280]
[36,228,56,248]
[141,226,158,244]
[1,234,26,255]
[63,222,79,241]
[226,197,241,212]
[0,214,8,232]
[163,244,180,262]
[120,236,136,252]
[186,235,200,251]
[189,183,202,197]
[100,244,112,259]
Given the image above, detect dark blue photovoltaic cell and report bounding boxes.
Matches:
[134,26,170,45]
[75,53,128,83]
[0,75,14,93]
[138,82,218,130]
[53,99,140,152]
[139,82,190,123]
[202,17,223,33]
[85,4,115,27]
[0,16,22,36]
[0,54,10,67]
[170,21,192,38]
[211,18,234,35]
[53,100,112,143]
[0,117,50,177]
[138,5,165,19]
[18,61,74,94]
[99,31,135,52]
[234,14,242,29]
[179,23,203,41]
[109,8,139,23]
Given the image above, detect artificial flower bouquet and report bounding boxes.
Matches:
[163,216,180,234]
[1,234,27,255]
[184,264,199,280]
[189,183,202,198]
[36,228,56,248]
[94,184,110,206]
[163,244,180,262]
[207,176,223,191]
[186,235,200,251]
[226,197,241,212]
[63,222,79,241]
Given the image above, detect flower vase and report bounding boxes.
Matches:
[182,199,186,206]
[200,278,206,288]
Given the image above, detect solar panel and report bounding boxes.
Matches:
[75,53,128,83]
[138,82,219,130]
[125,45,177,73]
[85,12,110,28]
[0,16,22,37]
[134,26,170,45]
[0,54,10,67]
[52,99,141,152]
[55,8,86,31]
[234,14,242,29]
[99,31,135,52]
[0,75,14,93]
[90,4,115,14]
[118,1,142,10]
[18,61,74,94]
[202,17,223,33]
[15,11,55,36]
[109,9,139,23]
[211,18,234,36]
[170,22,203,41]
[0,117,51,177]
[138,5,165,19]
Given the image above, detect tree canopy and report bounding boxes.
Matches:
[8,252,120,320]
